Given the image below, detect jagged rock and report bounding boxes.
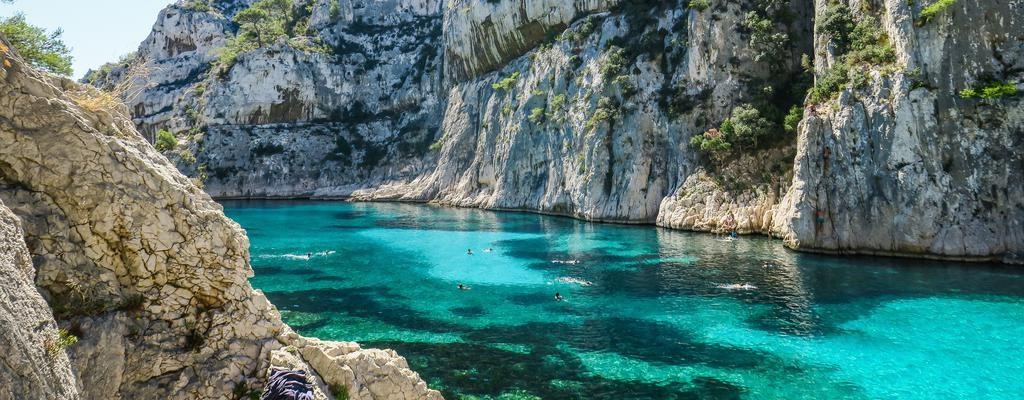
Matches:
[771,0,1024,263]
[276,332,444,400]
[1,35,442,399]
[0,200,79,400]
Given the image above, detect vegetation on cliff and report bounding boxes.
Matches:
[0,13,72,75]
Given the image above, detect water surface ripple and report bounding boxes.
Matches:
[223,200,1024,400]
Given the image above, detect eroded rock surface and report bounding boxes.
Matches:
[2,35,441,399]
[770,0,1024,263]
[0,200,79,400]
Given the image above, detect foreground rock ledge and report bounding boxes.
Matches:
[0,36,442,399]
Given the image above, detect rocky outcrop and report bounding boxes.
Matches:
[2,35,441,399]
[0,200,79,400]
[770,0,1024,263]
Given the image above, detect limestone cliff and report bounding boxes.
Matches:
[92,0,1021,264]
[771,0,1024,263]
[2,36,441,399]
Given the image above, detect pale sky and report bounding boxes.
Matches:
[0,0,174,79]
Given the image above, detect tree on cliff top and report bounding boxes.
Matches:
[0,13,73,75]
[233,0,291,47]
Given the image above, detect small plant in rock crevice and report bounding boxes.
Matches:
[44,329,78,358]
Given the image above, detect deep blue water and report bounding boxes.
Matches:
[222,200,1024,400]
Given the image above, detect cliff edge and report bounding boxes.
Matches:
[1,35,442,399]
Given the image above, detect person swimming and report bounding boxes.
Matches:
[554,292,565,301]
[484,247,494,253]
[306,252,312,258]
[458,283,470,290]
[467,249,474,255]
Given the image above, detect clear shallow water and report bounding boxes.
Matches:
[223,200,1024,400]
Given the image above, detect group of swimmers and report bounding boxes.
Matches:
[460,247,568,301]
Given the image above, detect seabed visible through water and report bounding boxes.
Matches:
[223,200,1024,400]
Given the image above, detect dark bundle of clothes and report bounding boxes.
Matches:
[261,368,315,400]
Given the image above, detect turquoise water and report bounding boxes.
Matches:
[223,200,1024,400]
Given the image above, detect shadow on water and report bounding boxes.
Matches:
[370,340,747,400]
[225,200,1024,400]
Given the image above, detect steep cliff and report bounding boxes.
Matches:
[771,0,1024,263]
[2,35,441,399]
[92,0,1022,263]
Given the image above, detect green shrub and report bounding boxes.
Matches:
[600,46,628,80]
[213,0,323,75]
[689,0,710,12]
[960,81,1018,99]
[329,0,342,20]
[744,11,789,65]
[45,329,78,357]
[0,13,73,75]
[783,105,803,134]
[690,104,777,156]
[429,138,444,152]
[808,9,895,103]
[550,94,567,110]
[816,2,854,52]
[728,104,773,150]
[183,0,211,12]
[492,71,520,92]
[919,0,957,25]
[586,97,619,131]
[528,107,546,124]
[155,129,178,152]
[690,129,732,153]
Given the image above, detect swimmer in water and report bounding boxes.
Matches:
[458,283,470,290]
[484,247,494,253]
[467,249,474,255]
[554,292,564,301]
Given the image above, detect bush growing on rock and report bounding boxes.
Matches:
[960,81,1018,99]
[529,107,546,124]
[809,7,895,103]
[155,129,178,152]
[44,329,78,358]
[213,0,327,75]
[689,0,710,12]
[784,105,803,134]
[492,71,520,92]
[691,104,779,157]
[918,0,957,25]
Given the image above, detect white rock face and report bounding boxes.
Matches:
[770,0,1024,263]
[0,199,80,400]
[443,0,619,82]
[1,36,442,399]
[92,0,1022,273]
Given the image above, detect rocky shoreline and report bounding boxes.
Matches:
[0,36,442,399]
